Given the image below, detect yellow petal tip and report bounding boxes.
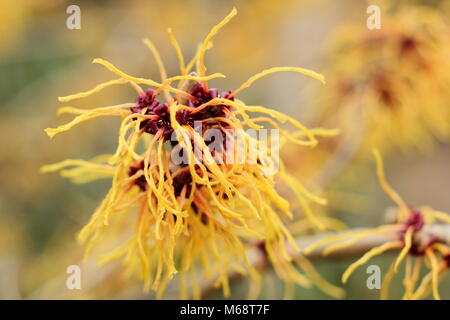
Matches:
[44,128,56,139]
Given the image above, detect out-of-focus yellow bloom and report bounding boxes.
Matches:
[42,9,342,298]
[314,4,450,155]
[305,149,450,300]
[0,0,59,57]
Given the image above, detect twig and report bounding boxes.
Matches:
[190,224,450,299]
[29,224,450,299]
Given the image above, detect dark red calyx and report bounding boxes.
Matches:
[128,161,194,196]
[444,254,450,268]
[188,83,234,120]
[132,89,160,114]
[409,236,440,256]
[172,168,193,196]
[404,210,425,233]
[399,36,417,54]
[128,160,147,191]
[130,84,234,141]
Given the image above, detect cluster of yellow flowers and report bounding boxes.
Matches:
[42,8,342,299]
[313,4,450,155]
[305,150,450,300]
[43,5,450,300]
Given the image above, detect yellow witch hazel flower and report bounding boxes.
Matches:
[305,149,450,300]
[42,9,341,298]
[314,4,450,154]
